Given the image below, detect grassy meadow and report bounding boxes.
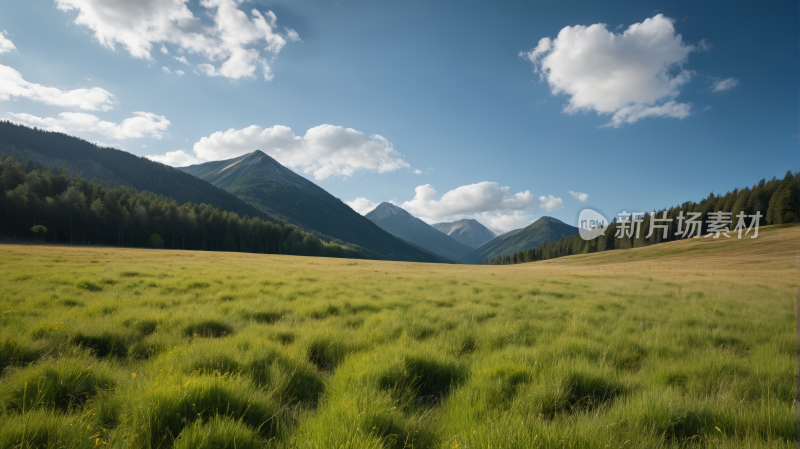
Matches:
[0,224,797,448]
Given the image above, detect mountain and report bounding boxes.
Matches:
[458,216,579,264]
[365,203,472,261]
[432,219,497,248]
[181,151,442,263]
[0,121,266,221]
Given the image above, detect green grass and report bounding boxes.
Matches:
[0,224,796,448]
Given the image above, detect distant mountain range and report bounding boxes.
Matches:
[366,203,472,261]
[457,217,579,264]
[180,151,442,263]
[0,123,578,265]
[432,219,496,248]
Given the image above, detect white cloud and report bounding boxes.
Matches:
[145,149,199,166]
[523,14,698,127]
[56,0,298,81]
[413,169,423,175]
[193,124,410,179]
[401,182,535,222]
[538,195,564,211]
[160,44,169,55]
[348,189,533,234]
[284,27,302,42]
[196,63,220,77]
[711,77,738,92]
[569,191,589,202]
[345,197,379,215]
[0,31,16,54]
[606,101,691,127]
[174,56,189,65]
[0,64,114,111]
[162,66,184,76]
[7,111,169,140]
[483,212,533,234]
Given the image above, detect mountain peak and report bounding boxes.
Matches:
[457,215,578,264]
[241,149,276,165]
[367,202,407,220]
[531,216,567,226]
[432,218,497,248]
[366,202,472,261]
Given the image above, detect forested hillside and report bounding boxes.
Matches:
[0,121,269,222]
[484,171,800,265]
[0,123,437,261]
[0,155,364,259]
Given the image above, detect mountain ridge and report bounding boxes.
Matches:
[181,151,442,263]
[458,216,579,264]
[0,121,270,222]
[365,203,472,261]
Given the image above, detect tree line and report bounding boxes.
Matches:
[0,154,364,259]
[483,171,799,265]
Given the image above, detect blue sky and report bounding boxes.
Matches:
[0,0,796,233]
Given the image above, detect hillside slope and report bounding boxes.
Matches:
[181,151,442,263]
[0,122,265,220]
[366,203,472,261]
[432,219,497,248]
[458,216,578,264]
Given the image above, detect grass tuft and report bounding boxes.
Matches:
[184,320,233,338]
[172,416,262,449]
[75,280,102,292]
[0,358,115,412]
[72,332,128,358]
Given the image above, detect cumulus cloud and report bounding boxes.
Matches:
[345,197,379,215]
[175,69,185,76]
[569,191,589,202]
[8,111,170,140]
[0,64,114,111]
[711,77,738,92]
[484,212,532,234]
[523,14,698,127]
[174,56,189,65]
[193,124,410,179]
[412,169,423,175]
[538,195,564,211]
[401,182,535,223]
[145,149,199,166]
[0,30,16,54]
[56,0,298,81]
[348,193,532,234]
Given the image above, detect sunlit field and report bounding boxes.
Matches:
[0,224,797,449]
